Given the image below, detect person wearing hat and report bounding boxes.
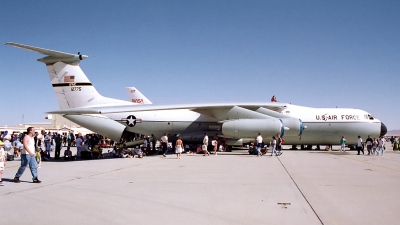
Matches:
[0,141,6,186]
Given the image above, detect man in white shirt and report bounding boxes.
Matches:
[14,127,41,183]
[161,134,168,157]
[36,130,45,151]
[357,136,364,155]
[203,133,210,156]
[256,133,263,157]
[378,136,385,156]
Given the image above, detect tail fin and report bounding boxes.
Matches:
[125,87,153,104]
[5,42,131,109]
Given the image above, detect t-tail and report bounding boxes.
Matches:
[125,87,152,104]
[5,42,132,109]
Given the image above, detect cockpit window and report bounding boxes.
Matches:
[368,114,374,120]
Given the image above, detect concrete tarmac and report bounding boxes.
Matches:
[1,143,400,225]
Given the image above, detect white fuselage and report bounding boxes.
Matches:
[68,104,381,146]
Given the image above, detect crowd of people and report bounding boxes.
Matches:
[247,133,396,157]
[0,126,397,186]
[248,133,283,157]
[0,128,153,186]
[351,135,387,155]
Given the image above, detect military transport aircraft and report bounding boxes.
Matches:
[6,42,387,149]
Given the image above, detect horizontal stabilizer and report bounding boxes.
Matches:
[5,42,88,63]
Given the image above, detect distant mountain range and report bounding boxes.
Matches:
[387,130,400,136]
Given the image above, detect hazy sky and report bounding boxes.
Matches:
[1,1,399,129]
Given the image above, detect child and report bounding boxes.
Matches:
[213,139,218,156]
[134,146,143,158]
[36,147,42,168]
[122,145,132,158]
[372,138,378,155]
[64,146,76,161]
[0,141,6,186]
[92,145,102,158]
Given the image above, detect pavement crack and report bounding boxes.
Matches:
[277,157,324,225]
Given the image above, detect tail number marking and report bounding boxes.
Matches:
[71,87,81,91]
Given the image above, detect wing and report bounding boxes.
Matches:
[47,102,296,120]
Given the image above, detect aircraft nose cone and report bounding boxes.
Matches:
[380,122,387,136]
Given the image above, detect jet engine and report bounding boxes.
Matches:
[221,119,282,139]
[221,118,305,139]
[279,118,305,137]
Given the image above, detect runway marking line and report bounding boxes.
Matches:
[339,155,400,173]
